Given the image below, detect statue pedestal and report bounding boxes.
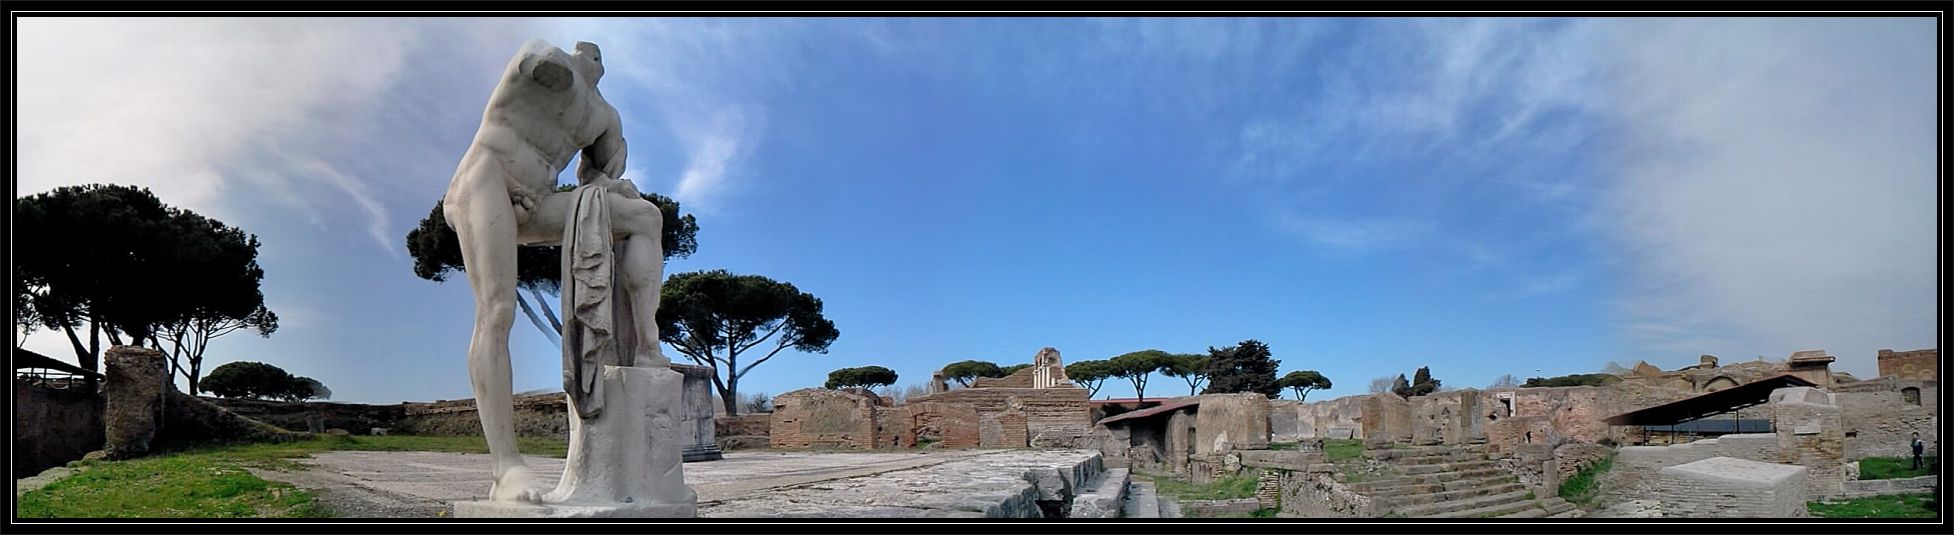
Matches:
[454,365,698,518]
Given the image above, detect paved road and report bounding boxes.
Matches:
[253,449,1002,518]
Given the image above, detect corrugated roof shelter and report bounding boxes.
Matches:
[13,347,101,378]
[1603,373,1815,426]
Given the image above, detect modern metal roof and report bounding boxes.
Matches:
[1602,373,1815,426]
[1095,397,1203,426]
[13,347,102,378]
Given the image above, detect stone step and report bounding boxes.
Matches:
[1499,506,1548,518]
[1365,474,1518,498]
[1546,509,1586,518]
[1399,460,1499,475]
[1423,493,1543,519]
[1069,468,1131,519]
[1539,497,1576,515]
[1375,482,1526,508]
[1122,481,1159,518]
[1394,490,1531,518]
[1351,467,1509,492]
[1388,453,1488,466]
[1363,445,1488,460]
[1158,495,1182,518]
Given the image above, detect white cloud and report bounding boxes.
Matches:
[1595,19,1938,375]
[1276,214,1432,251]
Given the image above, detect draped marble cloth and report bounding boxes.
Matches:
[559,182,641,420]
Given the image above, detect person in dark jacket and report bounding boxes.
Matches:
[1913,432,1926,469]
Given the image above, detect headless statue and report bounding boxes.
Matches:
[443,39,670,503]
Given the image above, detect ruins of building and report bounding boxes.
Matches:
[1877,348,1939,382]
[1090,393,1273,478]
[906,347,1091,448]
[764,347,1091,450]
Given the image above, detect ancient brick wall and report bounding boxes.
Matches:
[1269,400,1303,442]
[14,379,104,475]
[1771,387,1845,498]
[1410,390,1483,445]
[714,414,773,438]
[1659,457,1809,518]
[1299,395,1364,439]
[769,388,879,449]
[911,386,1089,448]
[1359,393,1411,445]
[1876,348,1938,381]
[1834,380,1938,461]
[892,401,981,448]
[395,393,573,440]
[1165,410,1198,476]
[1194,394,1271,453]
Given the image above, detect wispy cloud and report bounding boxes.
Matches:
[1276,214,1432,251]
[1594,19,1937,373]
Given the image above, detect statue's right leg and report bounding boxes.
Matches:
[443,182,536,503]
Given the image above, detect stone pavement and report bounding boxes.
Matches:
[255,449,1098,518]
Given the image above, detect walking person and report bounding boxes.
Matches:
[1912,432,1926,470]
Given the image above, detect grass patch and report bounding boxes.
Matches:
[1323,439,1363,462]
[1206,507,1280,518]
[1808,493,1938,518]
[1267,442,1300,451]
[1135,471,1262,502]
[1557,452,1615,506]
[1859,456,1937,481]
[17,434,568,518]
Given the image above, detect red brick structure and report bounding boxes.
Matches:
[891,401,980,448]
[769,388,881,449]
[1877,348,1938,381]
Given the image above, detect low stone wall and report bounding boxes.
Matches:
[1840,475,1938,498]
[14,379,104,475]
[1194,394,1271,453]
[1278,469,1375,517]
[203,397,405,434]
[394,393,571,440]
[714,414,773,438]
[1659,457,1808,518]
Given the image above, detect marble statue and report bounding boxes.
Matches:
[443,39,694,517]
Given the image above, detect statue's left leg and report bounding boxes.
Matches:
[611,194,668,367]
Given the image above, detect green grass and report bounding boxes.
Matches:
[16,434,568,518]
[1206,507,1280,518]
[1135,471,1262,502]
[1557,452,1615,506]
[1323,439,1364,462]
[1859,456,1937,481]
[1267,442,1300,451]
[1808,493,1938,518]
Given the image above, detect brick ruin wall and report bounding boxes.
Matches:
[910,386,1090,448]
[15,379,104,475]
[394,393,573,440]
[1877,348,1938,381]
[769,388,879,449]
[1194,394,1271,454]
[1832,379,1938,460]
[890,401,981,448]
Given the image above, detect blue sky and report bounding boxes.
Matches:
[14,18,1938,404]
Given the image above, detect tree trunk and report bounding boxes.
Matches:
[514,292,562,346]
[718,378,740,416]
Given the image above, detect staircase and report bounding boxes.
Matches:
[1120,480,1183,518]
[1350,444,1585,519]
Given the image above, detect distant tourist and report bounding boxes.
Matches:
[1912,432,1925,469]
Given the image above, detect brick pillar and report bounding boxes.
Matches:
[103,346,170,459]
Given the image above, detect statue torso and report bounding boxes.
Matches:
[465,46,619,195]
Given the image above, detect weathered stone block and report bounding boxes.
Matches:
[1659,457,1807,518]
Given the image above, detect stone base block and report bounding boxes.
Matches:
[453,499,696,518]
